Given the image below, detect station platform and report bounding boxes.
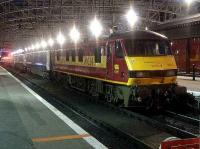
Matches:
[177,76,200,96]
[177,76,200,91]
[0,66,106,149]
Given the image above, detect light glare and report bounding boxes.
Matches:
[31,45,35,50]
[57,32,65,45]
[69,25,80,43]
[126,7,138,27]
[48,38,54,47]
[90,16,103,38]
[41,39,47,48]
[35,42,40,49]
[11,49,24,55]
[185,0,193,5]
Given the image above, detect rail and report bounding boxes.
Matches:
[164,110,200,127]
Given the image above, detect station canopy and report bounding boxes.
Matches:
[0,0,200,50]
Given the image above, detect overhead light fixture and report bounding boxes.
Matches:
[35,42,40,49]
[90,16,103,38]
[69,25,80,43]
[126,7,138,27]
[41,39,47,48]
[31,44,35,50]
[56,32,65,45]
[185,0,193,5]
[48,38,54,47]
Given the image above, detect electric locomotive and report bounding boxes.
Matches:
[12,30,193,109]
[52,30,190,109]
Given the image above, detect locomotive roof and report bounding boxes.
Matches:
[109,30,168,40]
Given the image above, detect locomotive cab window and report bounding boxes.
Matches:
[125,40,172,56]
[94,47,101,63]
[115,40,124,58]
[78,49,83,62]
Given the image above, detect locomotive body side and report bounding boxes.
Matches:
[52,42,108,82]
[51,30,187,108]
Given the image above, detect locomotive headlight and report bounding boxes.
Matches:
[135,72,145,78]
[129,71,149,78]
[135,71,150,78]
[165,70,177,77]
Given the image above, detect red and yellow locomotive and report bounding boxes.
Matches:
[51,30,189,109]
[10,30,193,109]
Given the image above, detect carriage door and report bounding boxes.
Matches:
[106,41,114,80]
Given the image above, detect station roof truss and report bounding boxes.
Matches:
[0,0,199,48]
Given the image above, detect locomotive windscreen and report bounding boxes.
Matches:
[125,40,172,56]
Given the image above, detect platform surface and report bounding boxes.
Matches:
[0,66,106,149]
[177,77,200,92]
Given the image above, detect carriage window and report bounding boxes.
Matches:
[94,47,101,63]
[66,50,69,61]
[71,50,76,62]
[56,50,61,61]
[115,41,124,58]
[78,49,83,62]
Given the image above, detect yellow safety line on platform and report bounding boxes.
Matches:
[32,134,91,142]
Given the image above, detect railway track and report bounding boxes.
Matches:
[137,108,200,138]
[4,66,199,149]
[7,67,153,149]
[157,110,200,135]
[164,110,200,127]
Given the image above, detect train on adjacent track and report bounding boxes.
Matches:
[4,30,194,109]
[155,14,200,74]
